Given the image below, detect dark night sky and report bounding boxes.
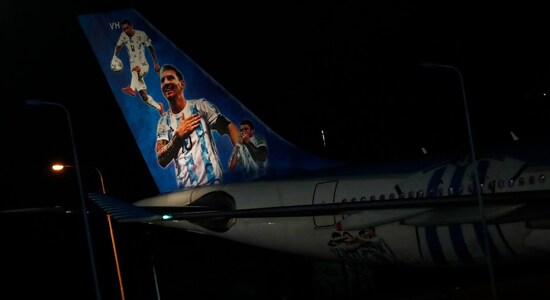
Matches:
[5,1,550,204]
[3,1,549,202]
[3,1,550,299]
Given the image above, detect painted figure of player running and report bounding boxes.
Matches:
[113,19,163,114]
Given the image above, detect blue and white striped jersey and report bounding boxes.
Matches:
[156,99,223,189]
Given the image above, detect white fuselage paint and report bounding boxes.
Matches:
[135,156,550,267]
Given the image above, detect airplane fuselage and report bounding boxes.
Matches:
[134,155,550,267]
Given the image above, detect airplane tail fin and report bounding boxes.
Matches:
[78,9,341,194]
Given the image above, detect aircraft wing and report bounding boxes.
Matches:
[88,190,550,228]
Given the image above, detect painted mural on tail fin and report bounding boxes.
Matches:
[77,9,341,193]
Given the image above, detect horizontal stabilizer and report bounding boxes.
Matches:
[88,193,162,222]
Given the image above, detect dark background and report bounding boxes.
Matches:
[3,1,550,299]
[6,1,550,205]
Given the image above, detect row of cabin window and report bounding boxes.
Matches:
[342,174,546,202]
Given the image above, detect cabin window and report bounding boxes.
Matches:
[488,181,495,192]
[448,187,454,195]
[370,195,376,201]
[508,179,515,188]
[528,176,535,185]
[458,186,464,194]
[351,197,358,202]
[408,191,415,198]
[379,194,385,200]
[519,177,525,186]
[498,180,505,189]
[417,190,424,198]
[540,175,546,184]
[360,196,367,202]
[389,193,395,199]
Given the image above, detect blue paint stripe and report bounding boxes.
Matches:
[427,167,446,196]
[449,165,466,193]
[425,226,447,265]
[477,160,490,185]
[473,223,502,261]
[448,224,475,264]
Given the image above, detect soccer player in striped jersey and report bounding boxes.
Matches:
[228,119,268,180]
[155,64,240,189]
[113,19,163,114]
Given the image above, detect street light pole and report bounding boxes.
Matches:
[52,164,126,300]
[420,64,497,299]
[26,99,101,300]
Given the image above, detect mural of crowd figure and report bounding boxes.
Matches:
[328,227,399,264]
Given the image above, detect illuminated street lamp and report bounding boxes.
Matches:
[52,164,126,300]
[25,99,101,300]
[52,164,106,194]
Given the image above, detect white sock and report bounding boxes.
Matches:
[146,95,161,111]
